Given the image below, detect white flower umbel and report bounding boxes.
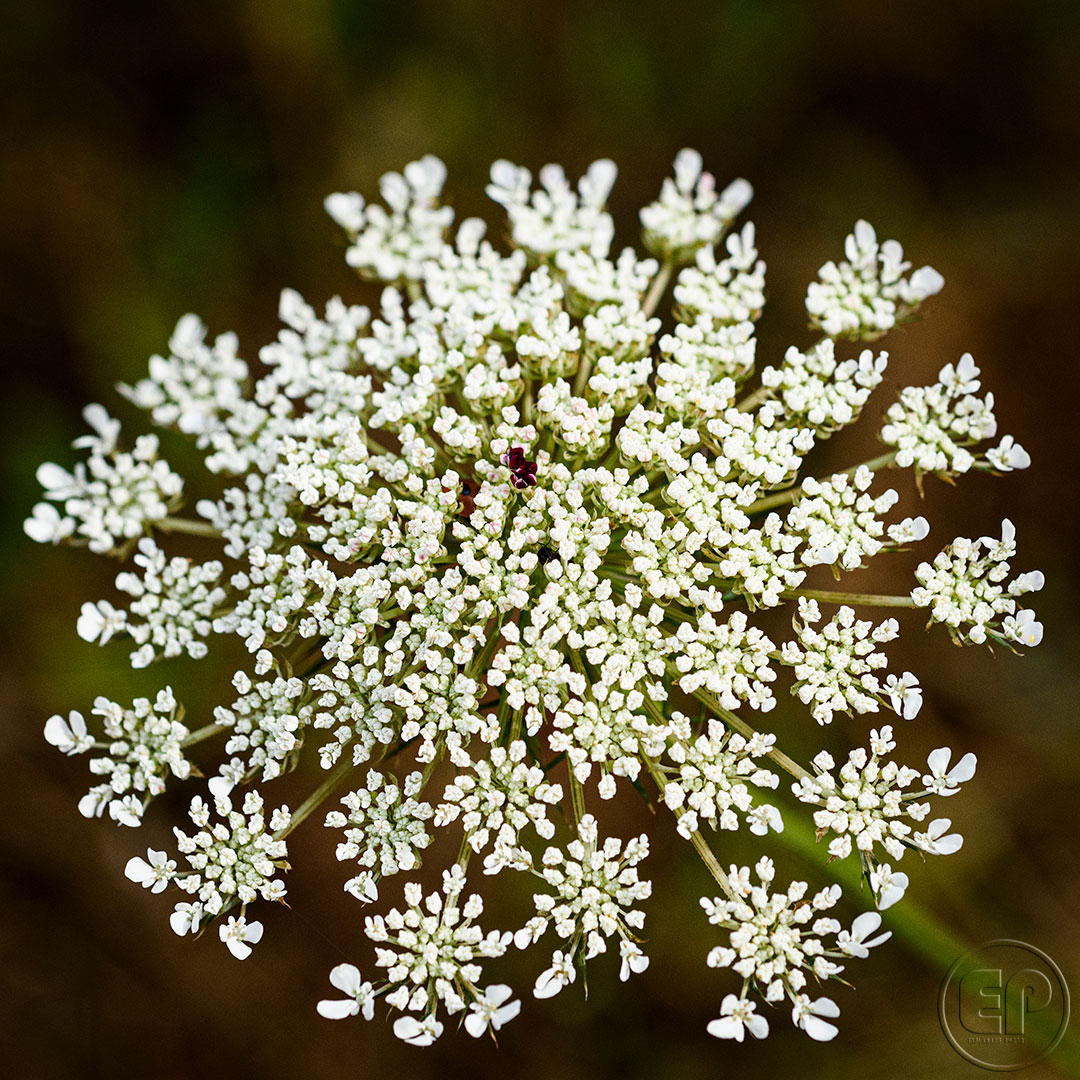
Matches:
[362,866,514,1044]
[150,789,290,960]
[661,712,781,840]
[780,600,917,726]
[911,519,1044,647]
[805,219,943,340]
[46,687,191,826]
[31,151,1041,1049]
[702,856,890,1040]
[791,725,976,906]
[514,814,651,991]
[26,405,183,553]
[881,353,1028,478]
[79,537,226,667]
[325,769,434,902]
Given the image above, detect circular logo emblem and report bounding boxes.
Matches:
[939,939,1070,1071]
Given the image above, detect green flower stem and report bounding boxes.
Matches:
[713,703,810,782]
[568,767,586,828]
[573,353,593,398]
[157,517,222,538]
[180,722,228,749]
[678,681,810,782]
[736,385,771,413]
[642,754,736,901]
[466,616,505,681]
[782,588,915,608]
[456,834,473,871]
[641,256,676,318]
[277,756,355,838]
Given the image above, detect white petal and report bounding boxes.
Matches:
[803,1014,839,1041]
[851,911,882,940]
[926,747,952,778]
[483,984,513,1008]
[329,963,363,996]
[707,1016,744,1041]
[44,714,75,750]
[124,856,153,885]
[224,937,252,960]
[464,1012,488,1038]
[492,999,521,1029]
[745,1013,770,1039]
[317,998,359,1020]
[947,752,977,784]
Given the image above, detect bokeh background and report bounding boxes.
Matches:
[2,1,1079,1077]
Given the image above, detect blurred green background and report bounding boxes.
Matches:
[2,1,1079,1077]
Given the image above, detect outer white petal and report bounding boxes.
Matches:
[745,1012,770,1039]
[947,752,977,784]
[851,911,883,941]
[328,963,363,996]
[464,1012,489,1038]
[44,714,76,752]
[317,998,359,1020]
[926,747,952,778]
[78,790,108,819]
[223,936,252,960]
[124,856,154,886]
[77,602,106,643]
[707,1016,744,1041]
[803,1013,840,1041]
[492,999,521,1030]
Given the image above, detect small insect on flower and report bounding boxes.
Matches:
[536,544,558,565]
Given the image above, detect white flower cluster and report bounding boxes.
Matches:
[880,353,1030,476]
[31,150,1042,1047]
[785,466,920,570]
[701,856,891,1042]
[515,814,652,993]
[641,148,752,261]
[805,219,944,339]
[360,866,515,1044]
[125,789,290,958]
[780,599,921,726]
[326,770,434,903]
[120,313,249,438]
[435,739,563,851]
[759,340,887,436]
[661,713,781,839]
[25,404,183,553]
[911,518,1044,646]
[45,687,190,826]
[78,537,226,667]
[791,725,976,908]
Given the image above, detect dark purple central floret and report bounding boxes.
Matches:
[501,446,537,489]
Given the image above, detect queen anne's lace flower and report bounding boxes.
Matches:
[805,219,944,340]
[791,725,976,907]
[911,519,1044,646]
[31,150,1042,1047]
[701,856,890,1040]
[361,866,513,1043]
[47,687,191,826]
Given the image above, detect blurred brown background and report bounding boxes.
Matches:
[2,1,1079,1077]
